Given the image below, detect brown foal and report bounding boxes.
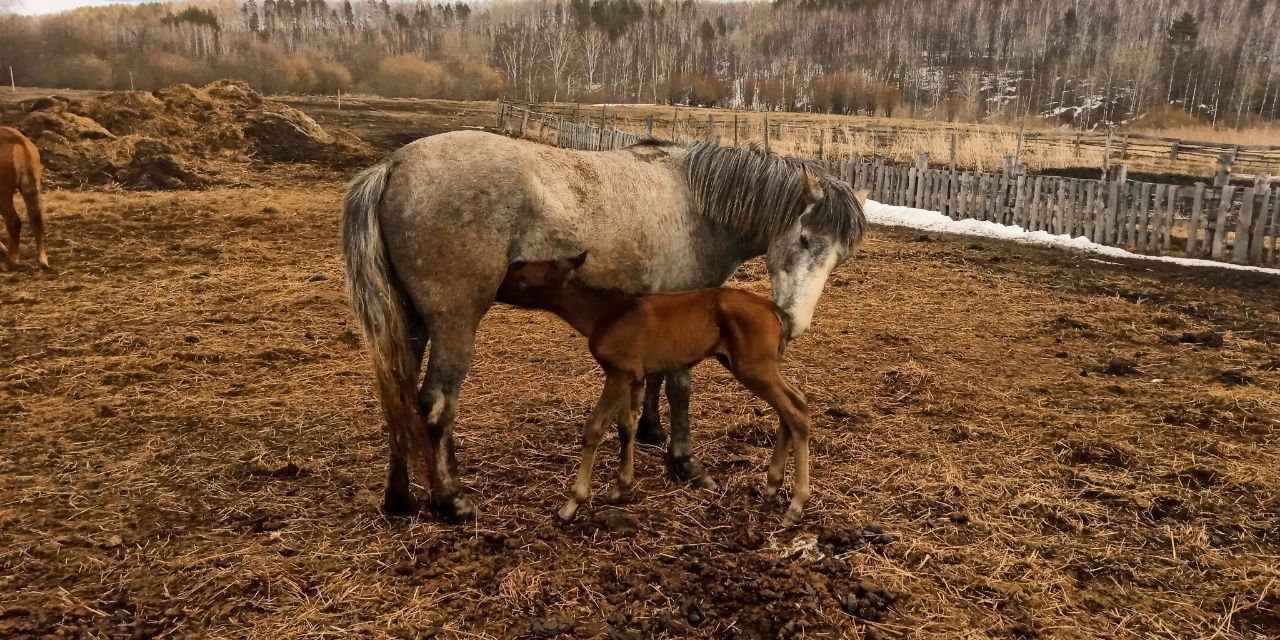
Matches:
[499,253,812,524]
[0,127,48,270]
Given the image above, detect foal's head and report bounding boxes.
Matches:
[498,252,589,308]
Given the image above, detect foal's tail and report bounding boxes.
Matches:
[341,161,431,470]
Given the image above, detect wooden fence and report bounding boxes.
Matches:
[552,119,1280,268]
[500,100,1280,182]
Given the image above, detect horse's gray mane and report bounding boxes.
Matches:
[681,140,866,247]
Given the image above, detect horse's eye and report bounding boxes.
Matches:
[799,235,810,250]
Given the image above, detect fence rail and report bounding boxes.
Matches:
[542,114,1280,268]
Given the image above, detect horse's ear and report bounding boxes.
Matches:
[569,251,588,269]
[799,165,825,205]
[854,189,870,206]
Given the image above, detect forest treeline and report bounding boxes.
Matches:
[1,0,1277,129]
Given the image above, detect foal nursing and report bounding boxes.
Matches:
[500,253,812,524]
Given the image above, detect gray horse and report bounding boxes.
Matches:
[342,131,867,519]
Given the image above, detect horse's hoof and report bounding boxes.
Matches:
[763,485,780,502]
[557,501,579,522]
[381,491,418,517]
[430,495,477,522]
[635,419,666,446]
[782,509,804,527]
[38,261,51,272]
[667,455,718,491]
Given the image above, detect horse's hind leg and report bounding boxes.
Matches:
[19,186,47,269]
[664,369,718,491]
[418,313,483,521]
[381,314,429,516]
[636,374,665,445]
[1,193,19,269]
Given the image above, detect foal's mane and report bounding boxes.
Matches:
[681,140,867,247]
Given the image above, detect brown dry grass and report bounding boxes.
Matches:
[2,164,1279,638]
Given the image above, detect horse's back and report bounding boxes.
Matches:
[0,127,41,192]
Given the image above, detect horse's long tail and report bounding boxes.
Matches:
[341,161,431,472]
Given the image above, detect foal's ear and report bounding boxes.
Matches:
[854,189,870,207]
[799,165,825,205]
[553,251,588,276]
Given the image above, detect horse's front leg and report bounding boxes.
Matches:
[664,369,718,491]
[635,373,666,445]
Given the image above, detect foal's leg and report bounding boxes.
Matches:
[664,369,718,491]
[0,193,19,269]
[561,374,630,521]
[764,423,792,502]
[608,382,644,502]
[636,374,666,446]
[735,367,812,524]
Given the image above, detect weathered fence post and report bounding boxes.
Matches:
[763,114,770,152]
[1247,174,1272,263]
[1234,187,1256,264]
[1186,182,1206,257]
[1212,185,1234,260]
[949,133,958,173]
[1169,140,1180,161]
[706,114,714,141]
[1015,128,1025,166]
[1101,130,1113,181]
[644,115,654,137]
[818,129,825,160]
[733,113,739,147]
[913,153,928,208]
[597,104,607,150]
[1214,153,1234,187]
[1161,185,1177,253]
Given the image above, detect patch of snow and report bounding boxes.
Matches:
[864,200,1280,277]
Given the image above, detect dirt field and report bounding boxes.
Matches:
[2,94,1280,639]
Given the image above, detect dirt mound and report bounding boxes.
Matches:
[8,81,372,189]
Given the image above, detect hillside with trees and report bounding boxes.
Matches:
[0,0,1277,129]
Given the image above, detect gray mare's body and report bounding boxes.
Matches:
[344,130,865,518]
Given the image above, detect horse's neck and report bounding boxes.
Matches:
[548,284,635,338]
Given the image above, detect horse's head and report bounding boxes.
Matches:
[498,252,588,309]
[765,165,868,340]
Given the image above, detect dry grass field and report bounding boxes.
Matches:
[1,90,1279,639]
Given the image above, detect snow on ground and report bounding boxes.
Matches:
[864,200,1280,277]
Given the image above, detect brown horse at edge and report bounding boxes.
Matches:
[0,126,49,270]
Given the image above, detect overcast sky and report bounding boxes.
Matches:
[13,1,164,14]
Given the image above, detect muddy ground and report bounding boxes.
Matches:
[2,98,1280,639]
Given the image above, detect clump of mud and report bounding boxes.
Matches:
[7,81,373,189]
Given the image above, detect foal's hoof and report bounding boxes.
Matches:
[429,495,477,522]
[782,507,805,527]
[381,490,418,517]
[667,455,719,492]
[762,484,781,502]
[557,500,580,522]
